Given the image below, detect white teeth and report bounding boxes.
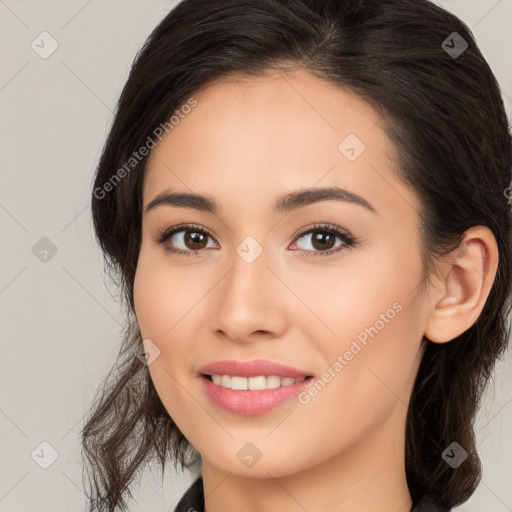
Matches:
[248,375,267,390]
[230,376,248,390]
[265,375,281,389]
[209,374,307,390]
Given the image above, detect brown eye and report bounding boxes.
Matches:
[310,231,337,251]
[291,223,357,257]
[183,230,208,250]
[296,229,341,252]
[155,222,357,258]
[155,224,217,255]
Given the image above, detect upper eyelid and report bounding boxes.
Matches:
[156,223,353,247]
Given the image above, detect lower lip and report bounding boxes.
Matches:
[200,375,313,415]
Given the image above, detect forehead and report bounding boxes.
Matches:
[142,68,415,222]
[166,68,384,151]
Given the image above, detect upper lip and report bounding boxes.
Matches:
[198,359,314,378]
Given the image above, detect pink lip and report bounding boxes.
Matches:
[197,359,315,416]
[200,375,313,415]
[198,359,314,379]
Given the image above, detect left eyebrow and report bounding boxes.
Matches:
[144,186,377,215]
[273,186,377,215]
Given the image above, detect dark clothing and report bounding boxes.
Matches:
[173,477,447,512]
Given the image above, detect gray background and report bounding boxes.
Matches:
[1,1,511,510]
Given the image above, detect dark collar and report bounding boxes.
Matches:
[173,477,447,512]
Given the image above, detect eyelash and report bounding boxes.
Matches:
[153,222,358,258]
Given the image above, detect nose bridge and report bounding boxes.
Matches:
[224,235,273,304]
[210,234,287,339]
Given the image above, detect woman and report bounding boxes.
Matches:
[83,0,512,511]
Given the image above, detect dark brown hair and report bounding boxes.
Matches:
[83,0,512,510]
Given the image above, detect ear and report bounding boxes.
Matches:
[424,226,499,344]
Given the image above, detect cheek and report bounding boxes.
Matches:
[293,247,421,354]
[133,266,163,339]
[294,297,423,464]
[133,251,203,383]
[301,246,425,423]
[133,244,188,336]
[133,247,177,342]
[133,257,197,424]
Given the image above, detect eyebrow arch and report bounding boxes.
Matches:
[144,186,377,215]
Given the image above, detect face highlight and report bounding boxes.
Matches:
[133,69,430,488]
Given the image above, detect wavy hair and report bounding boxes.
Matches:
[82,0,512,510]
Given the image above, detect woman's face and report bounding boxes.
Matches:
[134,69,429,478]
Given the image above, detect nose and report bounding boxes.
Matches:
[208,246,288,344]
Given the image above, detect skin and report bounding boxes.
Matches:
[133,68,498,512]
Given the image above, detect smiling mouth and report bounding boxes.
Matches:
[202,374,314,391]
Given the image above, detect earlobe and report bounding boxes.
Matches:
[424,226,499,344]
